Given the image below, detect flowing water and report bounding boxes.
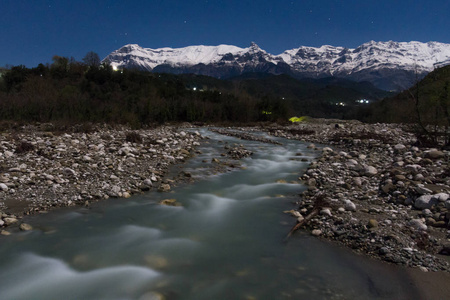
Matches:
[0,129,422,300]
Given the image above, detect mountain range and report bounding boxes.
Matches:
[103,41,450,91]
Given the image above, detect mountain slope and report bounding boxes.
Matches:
[363,65,450,124]
[104,41,450,91]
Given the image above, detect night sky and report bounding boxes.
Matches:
[2,0,450,67]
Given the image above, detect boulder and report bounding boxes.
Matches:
[414,195,438,209]
[424,150,445,159]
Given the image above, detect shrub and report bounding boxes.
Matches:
[125,131,142,144]
[15,141,34,154]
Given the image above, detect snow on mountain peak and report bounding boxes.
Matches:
[104,40,450,90]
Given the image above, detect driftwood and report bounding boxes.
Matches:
[285,208,319,240]
[284,193,328,241]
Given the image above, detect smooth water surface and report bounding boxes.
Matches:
[0,129,421,300]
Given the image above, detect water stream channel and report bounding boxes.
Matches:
[0,129,423,299]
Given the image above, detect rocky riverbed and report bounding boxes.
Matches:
[2,120,450,274]
[0,124,204,235]
[264,119,450,272]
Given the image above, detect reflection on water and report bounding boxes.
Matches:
[0,129,421,299]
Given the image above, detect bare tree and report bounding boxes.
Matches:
[82,51,101,68]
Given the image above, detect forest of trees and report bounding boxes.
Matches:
[0,53,291,128]
[1,52,449,130]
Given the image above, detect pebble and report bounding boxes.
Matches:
[19,223,33,231]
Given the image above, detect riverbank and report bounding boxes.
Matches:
[2,121,449,272]
[261,119,450,273]
[0,123,205,234]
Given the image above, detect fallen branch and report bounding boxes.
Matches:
[285,193,328,241]
[285,208,319,240]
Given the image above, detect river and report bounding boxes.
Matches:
[0,128,422,299]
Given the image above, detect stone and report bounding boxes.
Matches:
[415,185,432,195]
[381,183,395,194]
[1,230,11,236]
[143,179,153,186]
[0,183,8,191]
[158,184,171,192]
[311,229,322,236]
[63,168,76,176]
[394,144,406,151]
[445,200,450,210]
[363,166,378,176]
[307,178,316,187]
[353,177,362,187]
[368,219,378,228]
[379,247,390,255]
[409,219,427,231]
[424,150,445,159]
[414,195,438,210]
[320,208,332,217]
[344,200,356,211]
[159,198,181,206]
[434,193,449,202]
[19,223,33,231]
[3,217,18,226]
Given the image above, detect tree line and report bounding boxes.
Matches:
[0,53,291,128]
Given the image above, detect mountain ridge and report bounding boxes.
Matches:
[103,40,450,91]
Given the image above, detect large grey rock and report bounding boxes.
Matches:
[434,193,449,202]
[414,195,438,209]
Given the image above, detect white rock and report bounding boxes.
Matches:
[414,195,438,209]
[434,193,449,202]
[143,179,153,186]
[409,219,427,231]
[3,217,18,226]
[311,229,322,236]
[344,200,356,211]
[0,183,8,191]
[394,144,406,150]
[405,164,421,174]
[320,208,332,217]
[363,166,378,176]
[4,151,14,158]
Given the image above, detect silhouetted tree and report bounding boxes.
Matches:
[82,51,101,68]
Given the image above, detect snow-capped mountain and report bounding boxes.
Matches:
[104,41,450,91]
